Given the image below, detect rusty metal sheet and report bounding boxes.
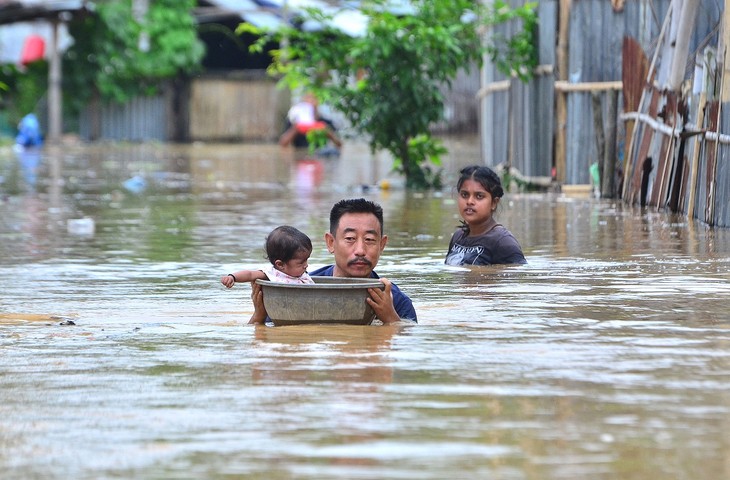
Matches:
[622,36,649,112]
[626,88,661,204]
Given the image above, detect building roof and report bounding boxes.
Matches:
[199,0,412,38]
[195,0,282,28]
[0,0,91,25]
[0,1,412,37]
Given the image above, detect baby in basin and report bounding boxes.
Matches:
[221,225,314,287]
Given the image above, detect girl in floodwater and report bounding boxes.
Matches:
[221,225,315,287]
[445,165,527,266]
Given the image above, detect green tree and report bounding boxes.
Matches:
[241,0,537,189]
[64,0,204,111]
[0,62,47,127]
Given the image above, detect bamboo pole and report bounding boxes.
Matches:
[479,79,622,97]
[476,80,510,97]
[554,81,623,92]
[622,110,730,143]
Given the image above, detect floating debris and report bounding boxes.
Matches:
[67,217,95,235]
[123,175,147,194]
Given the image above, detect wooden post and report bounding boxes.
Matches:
[603,90,618,198]
[47,19,62,144]
[507,77,516,173]
[555,0,571,185]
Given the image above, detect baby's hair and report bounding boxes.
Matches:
[265,226,312,264]
[456,165,504,198]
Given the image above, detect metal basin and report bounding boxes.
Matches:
[255,276,384,326]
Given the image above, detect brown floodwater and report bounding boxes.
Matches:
[1,138,729,479]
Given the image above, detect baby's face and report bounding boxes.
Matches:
[279,250,310,278]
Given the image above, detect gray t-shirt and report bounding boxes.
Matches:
[445,226,526,266]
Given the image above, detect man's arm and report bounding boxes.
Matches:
[248,281,268,324]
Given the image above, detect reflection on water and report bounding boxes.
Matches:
[1,139,729,479]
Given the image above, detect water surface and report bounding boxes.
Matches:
[1,139,729,479]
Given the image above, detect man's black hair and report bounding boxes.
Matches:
[329,198,384,235]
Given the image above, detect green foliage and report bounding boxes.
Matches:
[64,0,204,108]
[305,128,330,154]
[400,135,447,189]
[0,62,48,126]
[241,0,537,189]
[485,1,539,82]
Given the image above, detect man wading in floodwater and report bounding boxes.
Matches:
[249,198,417,325]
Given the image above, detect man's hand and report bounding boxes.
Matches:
[248,282,268,324]
[366,277,401,324]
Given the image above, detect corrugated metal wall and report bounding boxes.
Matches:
[565,0,670,185]
[478,0,724,185]
[77,73,481,144]
[80,93,168,142]
[433,67,481,134]
[620,2,728,227]
[714,109,730,224]
[480,0,556,179]
[637,93,730,228]
[78,73,289,143]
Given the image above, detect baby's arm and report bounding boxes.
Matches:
[221,269,267,288]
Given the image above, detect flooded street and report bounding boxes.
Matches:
[1,138,729,479]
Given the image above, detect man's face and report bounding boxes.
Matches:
[325,212,388,278]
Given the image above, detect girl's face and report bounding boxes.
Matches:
[275,249,310,278]
[458,178,500,233]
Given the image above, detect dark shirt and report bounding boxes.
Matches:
[445,225,526,266]
[309,265,418,322]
